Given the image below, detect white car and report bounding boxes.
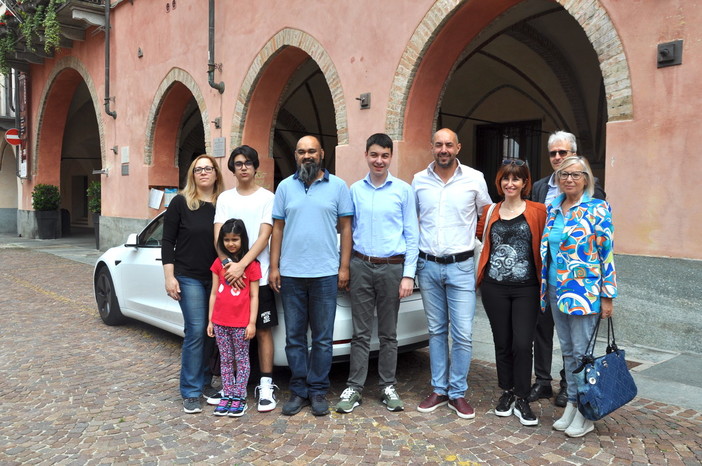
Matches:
[93,212,429,366]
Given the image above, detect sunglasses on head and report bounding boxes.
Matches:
[501,159,526,166]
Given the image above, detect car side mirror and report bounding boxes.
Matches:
[124,233,139,247]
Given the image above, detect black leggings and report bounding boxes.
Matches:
[480,281,540,398]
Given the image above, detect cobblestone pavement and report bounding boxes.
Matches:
[1,247,700,465]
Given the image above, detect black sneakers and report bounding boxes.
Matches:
[281,394,310,416]
[310,393,329,416]
[495,390,515,417]
[513,397,538,426]
[183,397,202,414]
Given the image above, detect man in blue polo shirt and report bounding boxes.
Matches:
[269,135,353,417]
[335,133,418,414]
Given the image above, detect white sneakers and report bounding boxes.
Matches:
[553,403,578,431]
[565,410,595,438]
[553,402,595,437]
[256,377,278,412]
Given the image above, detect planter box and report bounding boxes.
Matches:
[36,210,60,239]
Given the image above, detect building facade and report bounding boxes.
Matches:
[0,0,699,259]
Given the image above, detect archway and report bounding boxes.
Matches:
[387,0,631,187]
[145,69,208,214]
[271,58,337,187]
[231,28,345,190]
[32,59,104,236]
[0,142,18,233]
[60,81,101,230]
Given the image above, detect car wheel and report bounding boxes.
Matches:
[95,267,125,325]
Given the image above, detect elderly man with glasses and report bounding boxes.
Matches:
[529,130,606,408]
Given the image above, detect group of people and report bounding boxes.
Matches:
[162,145,280,418]
[161,127,617,439]
[475,130,616,437]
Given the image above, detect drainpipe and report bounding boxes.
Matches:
[104,0,117,118]
[13,70,20,178]
[208,0,224,93]
[6,72,15,113]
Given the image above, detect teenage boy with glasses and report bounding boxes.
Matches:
[212,145,279,412]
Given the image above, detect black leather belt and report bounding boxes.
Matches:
[419,250,473,264]
[353,251,405,264]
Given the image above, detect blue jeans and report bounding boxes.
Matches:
[177,275,212,399]
[280,275,338,398]
[417,257,476,399]
[548,285,599,403]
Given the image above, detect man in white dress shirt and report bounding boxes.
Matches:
[412,128,491,419]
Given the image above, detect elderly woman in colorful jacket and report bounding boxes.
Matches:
[540,155,617,438]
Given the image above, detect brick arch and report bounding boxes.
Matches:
[230,28,348,147]
[386,0,632,141]
[144,67,209,165]
[34,56,104,178]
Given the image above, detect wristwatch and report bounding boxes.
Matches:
[221,258,233,267]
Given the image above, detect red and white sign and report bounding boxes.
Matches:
[5,128,21,146]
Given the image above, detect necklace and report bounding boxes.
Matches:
[502,201,525,213]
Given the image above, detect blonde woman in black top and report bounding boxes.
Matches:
[162,154,224,414]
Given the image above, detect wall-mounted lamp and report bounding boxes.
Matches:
[111,146,118,154]
[356,92,371,110]
[212,117,221,129]
[657,40,683,68]
[92,168,109,177]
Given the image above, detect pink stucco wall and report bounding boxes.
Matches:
[18,0,702,259]
[602,1,702,258]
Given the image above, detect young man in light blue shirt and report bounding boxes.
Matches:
[335,133,419,414]
[269,135,353,417]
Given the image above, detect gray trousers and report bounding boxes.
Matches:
[347,257,403,392]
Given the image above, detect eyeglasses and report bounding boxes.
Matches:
[501,159,526,166]
[549,150,572,157]
[558,171,586,181]
[193,166,215,174]
[233,160,254,169]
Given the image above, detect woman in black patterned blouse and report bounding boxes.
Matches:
[476,159,546,427]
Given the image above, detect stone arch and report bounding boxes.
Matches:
[385,0,632,140]
[144,68,209,165]
[230,28,348,147]
[34,56,104,177]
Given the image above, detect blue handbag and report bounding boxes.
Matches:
[573,317,637,421]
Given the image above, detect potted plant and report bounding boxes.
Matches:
[31,183,61,239]
[87,180,101,249]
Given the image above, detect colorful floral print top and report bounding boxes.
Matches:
[540,193,617,315]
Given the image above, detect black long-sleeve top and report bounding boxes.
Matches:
[161,194,217,282]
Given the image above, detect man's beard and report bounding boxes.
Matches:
[297,160,321,185]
